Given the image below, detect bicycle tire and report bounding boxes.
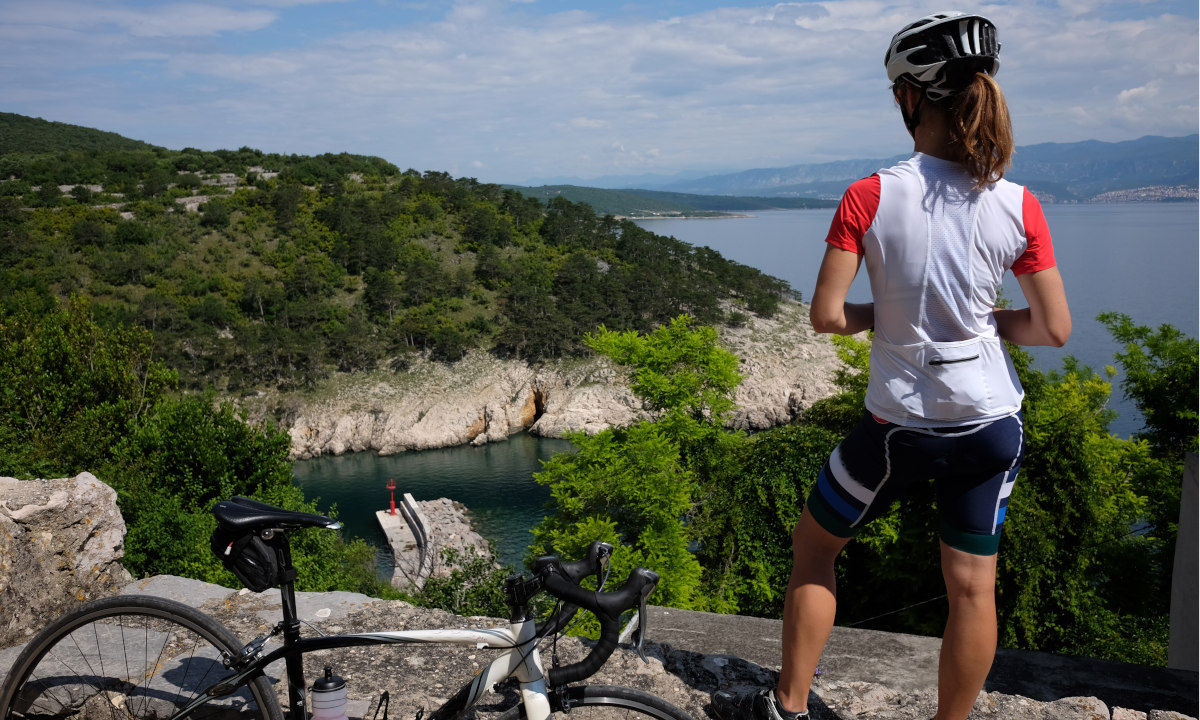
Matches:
[0,594,283,720]
[492,684,695,719]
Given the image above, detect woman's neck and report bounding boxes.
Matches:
[897,85,960,163]
[910,103,958,161]
[912,123,957,162]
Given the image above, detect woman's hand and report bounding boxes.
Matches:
[993,266,1071,347]
[810,245,874,335]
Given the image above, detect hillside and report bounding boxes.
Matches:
[0,112,159,154]
[660,135,1199,202]
[509,184,834,216]
[0,113,790,394]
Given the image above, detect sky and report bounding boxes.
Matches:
[2,0,1197,184]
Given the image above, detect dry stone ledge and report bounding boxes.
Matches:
[1,575,1197,719]
[0,473,132,648]
[1,476,1194,719]
[644,606,1198,720]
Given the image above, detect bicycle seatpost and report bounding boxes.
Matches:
[272,531,307,720]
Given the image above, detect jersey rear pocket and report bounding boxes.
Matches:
[869,336,1012,422]
[922,337,990,420]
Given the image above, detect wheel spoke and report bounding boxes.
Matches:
[1,597,280,720]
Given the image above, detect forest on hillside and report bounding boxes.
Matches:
[0,128,788,392]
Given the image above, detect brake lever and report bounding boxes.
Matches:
[592,541,613,589]
[632,586,651,662]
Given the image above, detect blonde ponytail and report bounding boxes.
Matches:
[946,73,1013,188]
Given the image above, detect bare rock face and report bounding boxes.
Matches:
[239,300,846,460]
[720,302,843,431]
[0,473,132,647]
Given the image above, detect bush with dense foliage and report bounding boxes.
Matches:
[0,298,394,596]
[532,313,1191,665]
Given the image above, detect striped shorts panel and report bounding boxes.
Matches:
[806,410,1025,555]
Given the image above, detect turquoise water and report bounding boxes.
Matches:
[292,433,573,571]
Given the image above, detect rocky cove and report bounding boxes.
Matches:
[234,301,843,460]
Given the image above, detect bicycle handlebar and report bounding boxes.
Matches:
[532,541,611,637]
[527,545,659,687]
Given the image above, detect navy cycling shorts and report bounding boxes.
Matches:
[806,410,1024,556]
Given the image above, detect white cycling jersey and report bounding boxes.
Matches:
[825,152,1056,427]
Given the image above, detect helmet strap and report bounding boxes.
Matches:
[899,87,923,137]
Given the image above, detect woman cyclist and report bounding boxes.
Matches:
[716,11,1071,720]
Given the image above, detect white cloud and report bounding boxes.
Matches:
[1118,81,1162,104]
[0,1,277,37]
[1,1,1196,181]
[245,0,350,6]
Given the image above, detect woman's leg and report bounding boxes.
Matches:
[775,510,851,713]
[934,541,998,720]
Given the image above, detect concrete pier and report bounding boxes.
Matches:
[375,492,433,591]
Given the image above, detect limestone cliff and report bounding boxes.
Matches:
[237,300,844,460]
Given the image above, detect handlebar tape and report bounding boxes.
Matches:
[538,566,658,687]
[532,541,612,638]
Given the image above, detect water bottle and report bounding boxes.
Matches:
[311,666,348,720]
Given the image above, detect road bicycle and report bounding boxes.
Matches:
[0,496,695,720]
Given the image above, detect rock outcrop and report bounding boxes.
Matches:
[420,497,492,572]
[0,473,132,648]
[237,301,844,459]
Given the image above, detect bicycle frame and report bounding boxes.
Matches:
[173,572,554,720]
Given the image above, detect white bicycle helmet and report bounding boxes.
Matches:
[885,11,1000,101]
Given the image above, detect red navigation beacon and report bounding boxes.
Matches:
[386,478,397,516]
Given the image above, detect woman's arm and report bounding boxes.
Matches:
[810,245,874,334]
[993,266,1072,347]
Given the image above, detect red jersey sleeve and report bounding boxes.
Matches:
[1012,188,1057,275]
[825,175,880,255]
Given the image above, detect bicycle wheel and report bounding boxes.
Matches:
[0,595,282,720]
[493,684,694,719]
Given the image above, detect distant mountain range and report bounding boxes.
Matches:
[6,111,1192,206]
[634,135,1199,203]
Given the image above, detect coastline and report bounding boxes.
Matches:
[620,212,754,220]
[237,299,844,460]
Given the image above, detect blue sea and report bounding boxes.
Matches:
[636,202,1199,439]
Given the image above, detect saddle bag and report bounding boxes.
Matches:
[210,525,281,592]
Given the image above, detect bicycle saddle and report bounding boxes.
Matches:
[212,496,340,532]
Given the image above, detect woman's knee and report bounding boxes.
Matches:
[940,541,998,601]
[793,509,851,561]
